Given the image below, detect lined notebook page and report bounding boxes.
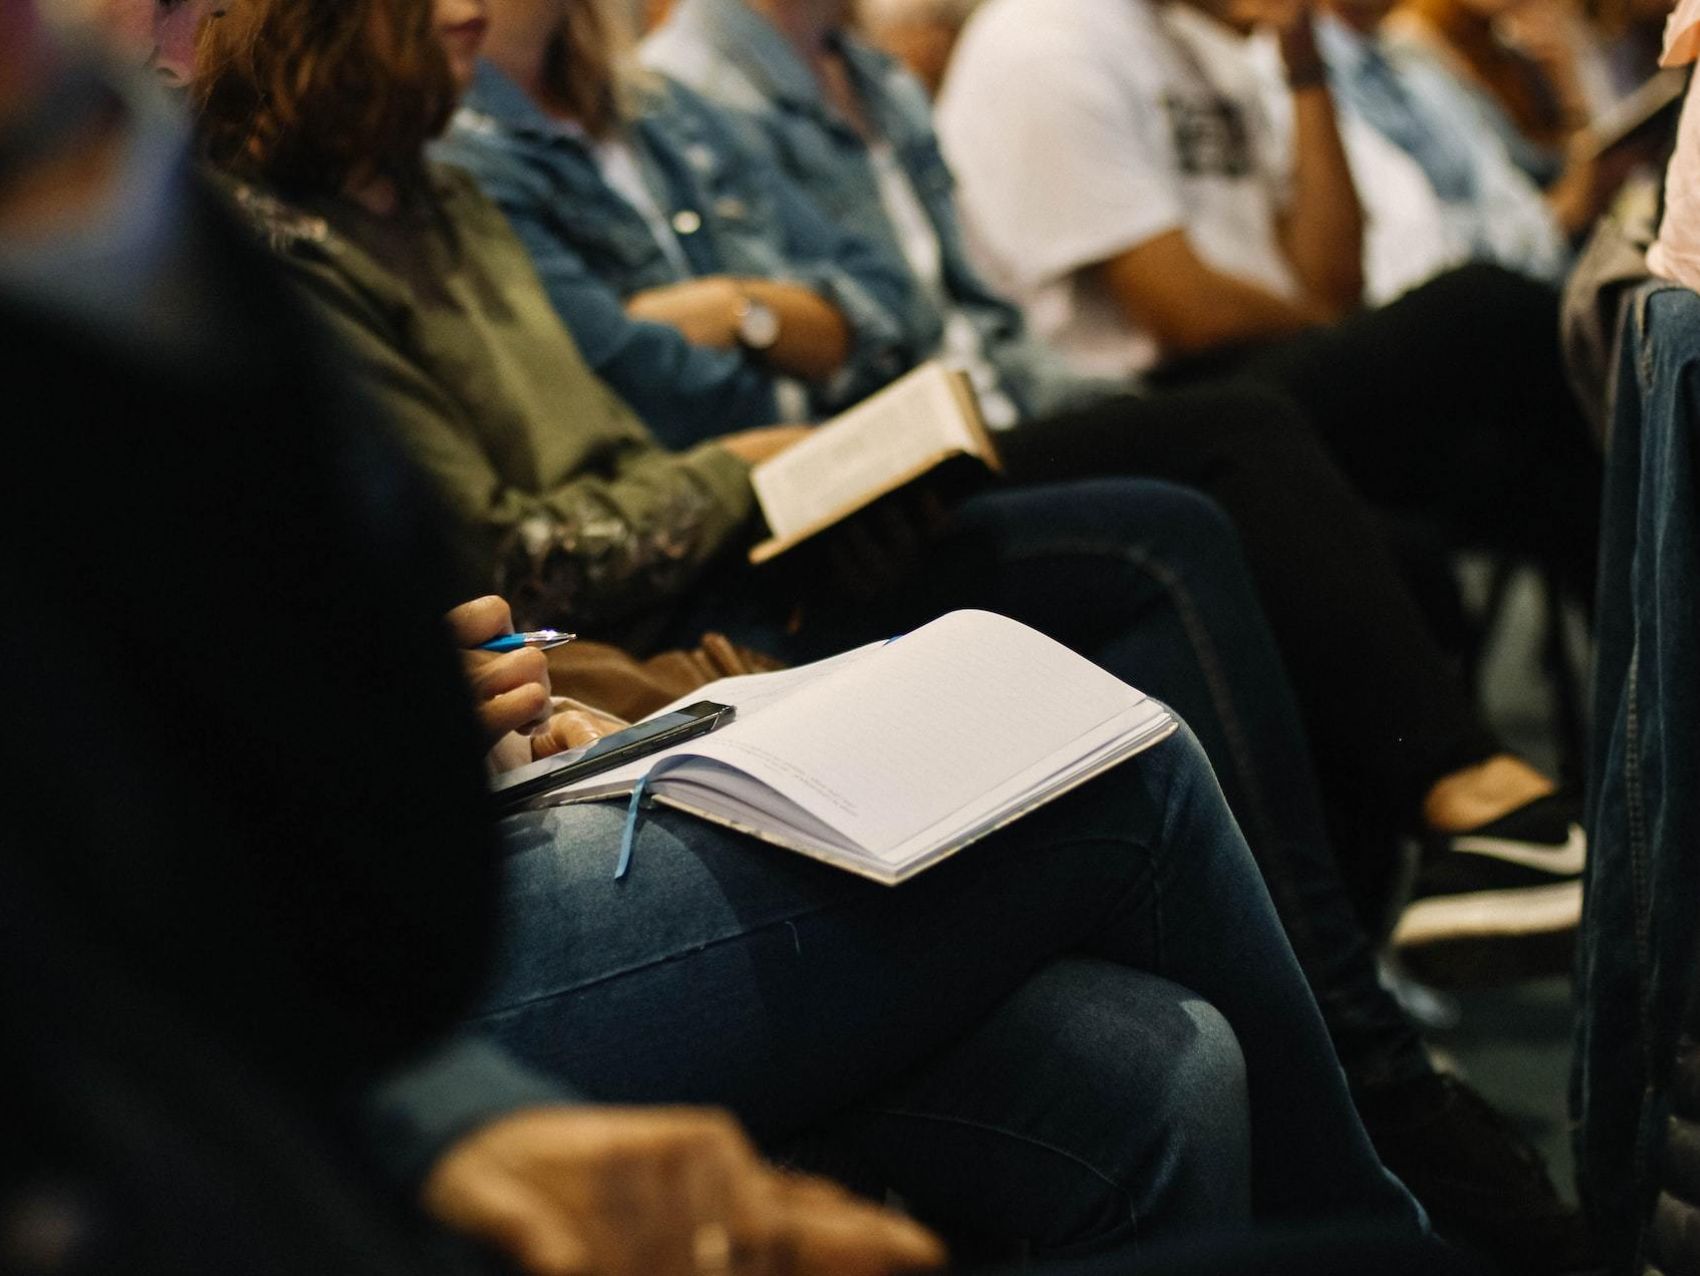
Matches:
[752,362,979,540]
[679,611,1150,856]
[545,642,885,797]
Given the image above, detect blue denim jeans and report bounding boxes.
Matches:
[472,724,1421,1261]
[1574,282,1700,1269]
[674,479,1430,1097]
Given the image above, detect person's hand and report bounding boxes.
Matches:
[719,425,812,467]
[529,702,628,761]
[424,1106,948,1276]
[1499,1,1590,127]
[446,596,554,748]
[1547,138,1645,237]
[626,278,745,349]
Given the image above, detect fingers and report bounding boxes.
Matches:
[472,647,553,738]
[446,594,515,648]
[531,709,617,760]
[586,1113,751,1276]
[425,1145,594,1276]
[426,1107,942,1276]
[737,1172,946,1276]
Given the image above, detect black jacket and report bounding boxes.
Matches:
[1,175,501,1273]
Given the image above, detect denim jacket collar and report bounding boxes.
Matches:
[677,0,827,114]
[449,62,725,280]
[458,59,581,145]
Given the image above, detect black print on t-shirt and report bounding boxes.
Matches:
[1162,93,1253,177]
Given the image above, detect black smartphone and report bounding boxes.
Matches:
[490,700,737,813]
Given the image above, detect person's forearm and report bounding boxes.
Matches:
[1095,227,1329,356]
[1176,270,1327,351]
[622,276,850,381]
[1277,22,1364,315]
[737,278,850,380]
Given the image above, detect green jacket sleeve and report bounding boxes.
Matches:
[281,255,756,630]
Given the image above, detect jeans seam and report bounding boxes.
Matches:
[1001,536,1318,965]
[467,902,838,1020]
[1625,640,1658,1218]
[851,1105,1140,1237]
[473,830,1163,1022]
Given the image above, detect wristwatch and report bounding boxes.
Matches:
[734,294,781,352]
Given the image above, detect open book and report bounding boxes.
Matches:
[530,611,1177,884]
[1575,66,1688,163]
[748,360,1001,564]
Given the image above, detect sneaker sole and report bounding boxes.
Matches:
[1393,881,1581,988]
[1395,880,1582,945]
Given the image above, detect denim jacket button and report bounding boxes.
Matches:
[671,209,703,235]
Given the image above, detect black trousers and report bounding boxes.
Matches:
[999,263,1597,830]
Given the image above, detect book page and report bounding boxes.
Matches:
[677,611,1156,859]
[538,641,886,800]
[1576,66,1686,160]
[752,362,984,542]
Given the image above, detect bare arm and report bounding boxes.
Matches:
[1266,8,1364,313]
[625,276,852,380]
[1094,227,1329,356]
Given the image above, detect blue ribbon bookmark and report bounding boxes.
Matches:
[615,771,654,880]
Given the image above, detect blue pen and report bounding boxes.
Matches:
[478,629,578,653]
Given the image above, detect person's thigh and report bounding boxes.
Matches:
[1221,265,1599,569]
[812,957,1252,1256]
[471,723,1416,1227]
[468,735,1190,1137]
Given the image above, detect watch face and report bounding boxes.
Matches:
[738,298,781,350]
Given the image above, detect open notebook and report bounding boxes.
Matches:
[530,611,1177,884]
[1575,66,1688,162]
[748,360,1000,564]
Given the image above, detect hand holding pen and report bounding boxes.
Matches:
[446,597,575,747]
[475,628,577,653]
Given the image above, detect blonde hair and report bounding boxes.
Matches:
[541,0,656,138]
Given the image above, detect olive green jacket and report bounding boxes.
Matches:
[229,165,755,632]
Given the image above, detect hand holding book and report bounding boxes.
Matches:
[745,361,1000,564]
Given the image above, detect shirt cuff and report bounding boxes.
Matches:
[361,1036,579,1189]
[682,440,757,525]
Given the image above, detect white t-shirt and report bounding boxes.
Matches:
[1648,0,1700,291]
[590,132,695,279]
[1246,30,1464,304]
[936,0,1301,376]
[866,141,1021,427]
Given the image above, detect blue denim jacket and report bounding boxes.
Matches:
[643,0,1118,419]
[433,62,917,449]
[1574,280,1700,1270]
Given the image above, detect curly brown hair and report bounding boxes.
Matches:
[191,0,457,196]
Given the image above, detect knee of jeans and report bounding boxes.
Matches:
[1015,962,1252,1245]
[1147,995,1250,1167]
[1106,479,1243,565]
[1145,715,1217,803]
[1428,262,1555,331]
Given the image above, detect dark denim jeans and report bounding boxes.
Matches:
[1574,282,1700,1269]
[473,725,1421,1262]
[674,478,1430,1097]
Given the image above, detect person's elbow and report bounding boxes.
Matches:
[787,309,852,380]
[1305,257,1364,320]
[1138,296,1252,358]
[1097,233,1264,357]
